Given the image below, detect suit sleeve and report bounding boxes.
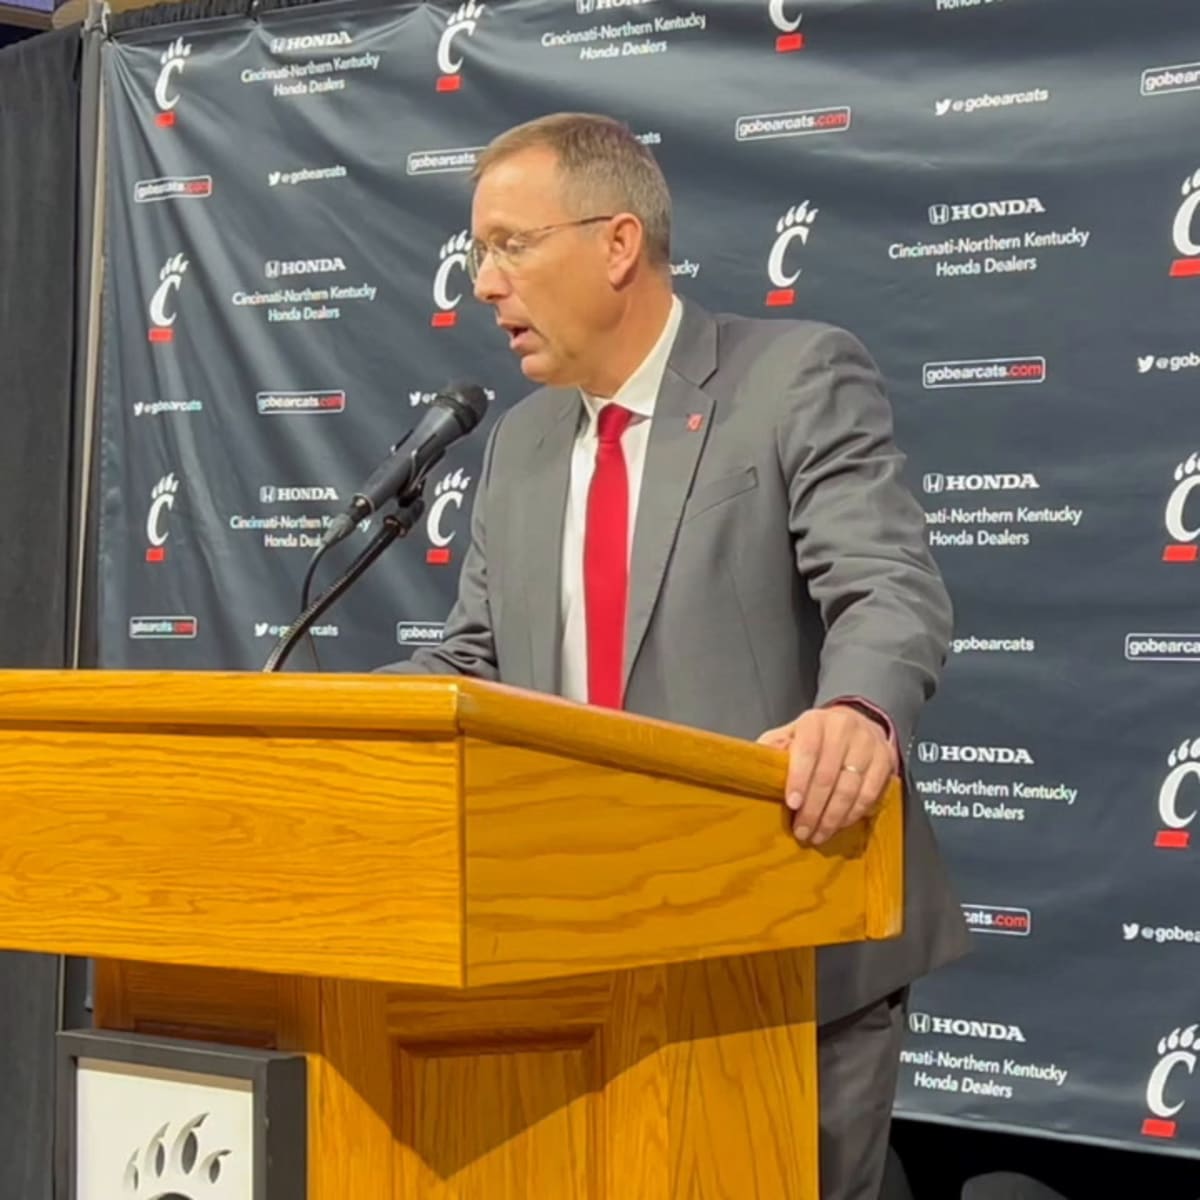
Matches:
[775,325,953,752]
[374,413,503,680]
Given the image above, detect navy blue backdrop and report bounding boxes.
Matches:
[96,0,1200,1156]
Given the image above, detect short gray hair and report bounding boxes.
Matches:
[473,112,672,266]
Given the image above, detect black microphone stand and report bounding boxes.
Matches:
[261,489,427,674]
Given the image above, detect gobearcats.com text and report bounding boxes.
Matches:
[1126,635,1200,660]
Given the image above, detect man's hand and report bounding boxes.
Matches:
[757,705,898,846]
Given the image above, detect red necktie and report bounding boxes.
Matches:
[584,404,635,708]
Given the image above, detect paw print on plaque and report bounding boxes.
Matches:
[123,1115,233,1199]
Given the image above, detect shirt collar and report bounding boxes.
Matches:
[580,294,683,424]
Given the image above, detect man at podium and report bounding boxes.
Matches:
[380,112,968,1200]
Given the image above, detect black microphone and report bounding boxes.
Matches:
[320,383,489,548]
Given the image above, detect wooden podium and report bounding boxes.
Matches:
[0,671,901,1199]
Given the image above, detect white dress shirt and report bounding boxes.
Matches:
[560,295,684,704]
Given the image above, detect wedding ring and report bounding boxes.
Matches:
[841,764,864,775]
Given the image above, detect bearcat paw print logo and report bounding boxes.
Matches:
[1168,736,1200,770]
[435,468,472,498]
[448,0,485,34]
[151,473,179,504]
[1158,1025,1199,1057]
[123,1114,230,1198]
[148,255,189,338]
[765,201,819,301]
[436,0,485,83]
[1164,452,1200,557]
[1173,451,1200,484]
[154,39,191,122]
[432,234,471,322]
[161,37,191,72]
[439,230,471,264]
[426,468,472,558]
[161,254,189,286]
[1171,169,1200,268]
[777,200,818,236]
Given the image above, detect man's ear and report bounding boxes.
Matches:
[604,213,645,287]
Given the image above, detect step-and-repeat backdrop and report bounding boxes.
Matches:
[96,0,1200,1155]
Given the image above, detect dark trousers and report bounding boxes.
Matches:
[817,988,909,1200]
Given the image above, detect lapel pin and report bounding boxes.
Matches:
[687,413,703,432]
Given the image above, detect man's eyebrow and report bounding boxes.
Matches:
[476,221,517,242]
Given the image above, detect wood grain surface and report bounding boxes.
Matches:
[0,724,464,984]
[99,950,817,1199]
[463,737,895,985]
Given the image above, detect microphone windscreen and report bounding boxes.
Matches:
[439,383,489,431]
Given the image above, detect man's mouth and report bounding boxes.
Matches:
[499,321,534,351]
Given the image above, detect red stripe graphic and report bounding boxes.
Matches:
[1141,1117,1177,1139]
[431,312,457,328]
[148,328,174,343]
[436,75,462,92]
[1169,259,1200,277]
[775,32,804,52]
[765,288,796,307]
[1162,544,1198,562]
[145,547,166,563]
[1155,830,1190,849]
[426,548,452,565]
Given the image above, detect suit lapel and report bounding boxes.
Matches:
[624,302,719,688]
[519,388,580,693]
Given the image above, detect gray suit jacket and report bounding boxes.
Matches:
[381,299,969,1023]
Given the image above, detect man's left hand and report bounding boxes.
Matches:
[757,705,898,845]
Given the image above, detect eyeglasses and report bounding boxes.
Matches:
[466,216,614,282]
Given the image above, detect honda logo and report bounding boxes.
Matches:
[928,204,950,226]
[259,485,277,503]
[907,1012,1027,1042]
[917,742,941,764]
[923,473,945,494]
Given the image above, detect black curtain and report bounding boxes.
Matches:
[0,28,79,669]
[107,0,287,34]
[0,26,82,1200]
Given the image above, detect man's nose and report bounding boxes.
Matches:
[472,250,509,304]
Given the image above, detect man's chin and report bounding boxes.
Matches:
[518,350,560,385]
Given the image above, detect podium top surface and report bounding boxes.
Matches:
[0,669,787,802]
[0,670,898,988]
